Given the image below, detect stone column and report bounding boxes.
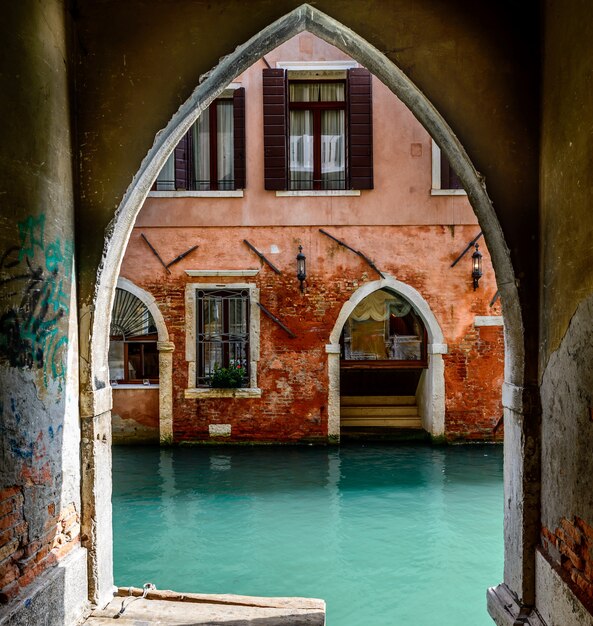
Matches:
[158,341,175,443]
[325,344,341,444]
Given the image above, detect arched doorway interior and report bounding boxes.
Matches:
[327,278,446,441]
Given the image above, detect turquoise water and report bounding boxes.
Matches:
[112,444,503,625]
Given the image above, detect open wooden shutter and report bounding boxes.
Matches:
[348,68,373,190]
[174,130,191,190]
[233,87,246,190]
[440,152,463,190]
[262,68,288,190]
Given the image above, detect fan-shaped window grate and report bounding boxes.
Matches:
[110,288,157,340]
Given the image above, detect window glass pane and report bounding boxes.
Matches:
[108,341,125,381]
[321,109,345,189]
[289,110,314,190]
[217,100,234,190]
[127,343,142,380]
[142,342,159,379]
[203,297,222,338]
[192,112,210,190]
[155,153,175,190]
[229,297,247,337]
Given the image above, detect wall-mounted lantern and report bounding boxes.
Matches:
[472,243,483,290]
[296,245,307,292]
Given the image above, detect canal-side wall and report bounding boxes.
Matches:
[118,224,503,444]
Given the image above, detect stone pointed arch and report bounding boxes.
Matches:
[83,3,525,607]
[90,3,522,399]
[326,277,447,439]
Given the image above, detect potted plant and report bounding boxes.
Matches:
[209,364,245,389]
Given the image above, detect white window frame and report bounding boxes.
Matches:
[431,140,467,196]
[184,282,261,398]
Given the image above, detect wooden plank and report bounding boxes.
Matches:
[341,395,416,406]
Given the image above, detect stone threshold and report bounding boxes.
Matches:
[85,586,326,625]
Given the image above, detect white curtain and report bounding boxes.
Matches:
[192,112,210,190]
[321,110,345,188]
[289,110,313,189]
[156,153,175,190]
[216,100,234,190]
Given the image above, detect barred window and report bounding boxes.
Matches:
[196,288,250,386]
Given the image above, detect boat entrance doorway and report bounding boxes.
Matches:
[340,289,427,439]
[327,278,446,442]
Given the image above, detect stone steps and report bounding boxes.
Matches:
[340,395,422,428]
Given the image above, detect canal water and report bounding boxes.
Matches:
[112,444,503,625]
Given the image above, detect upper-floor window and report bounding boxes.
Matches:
[108,288,159,384]
[155,87,246,192]
[431,141,466,195]
[263,67,373,191]
[289,81,346,190]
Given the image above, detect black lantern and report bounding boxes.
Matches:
[472,243,483,290]
[296,245,307,292]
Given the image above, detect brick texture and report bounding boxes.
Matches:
[541,516,593,607]
[0,487,80,604]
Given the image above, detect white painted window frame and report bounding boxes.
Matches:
[431,140,467,196]
[184,282,261,398]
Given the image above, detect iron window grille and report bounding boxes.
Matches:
[196,288,250,387]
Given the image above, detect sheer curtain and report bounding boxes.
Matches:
[289,110,313,189]
[321,110,345,189]
[216,100,234,190]
[289,82,345,190]
[156,153,175,190]
[192,112,210,190]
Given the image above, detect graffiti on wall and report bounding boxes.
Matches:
[0,215,73,388]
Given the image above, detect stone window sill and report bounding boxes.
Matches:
[275,190,361,197]
[184,387,262,399]
[430,188,467,196]
[111,383,160,389]
[148,190,244,198]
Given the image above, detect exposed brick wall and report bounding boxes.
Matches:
[0,487,80,604]
[541,517,593,610]
[120,225,504,443]
[444,324,505,441]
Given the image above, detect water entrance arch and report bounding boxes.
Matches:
[83,2,525,615]
[327,278,446,439]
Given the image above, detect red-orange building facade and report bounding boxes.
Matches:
[111,33,504,444]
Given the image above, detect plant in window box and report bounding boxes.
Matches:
[209,364,245,389]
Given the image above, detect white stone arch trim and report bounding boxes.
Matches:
[328,276,447,350]
[82,4,526,608]
[115,278,173,443]
[326,276,447,440]
[116,277,169,342]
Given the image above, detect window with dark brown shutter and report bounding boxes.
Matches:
[155,94,245,191]
[262,68,289,190]
[262,67,373,191]
[233,87,246,190]
[348,68,374,190]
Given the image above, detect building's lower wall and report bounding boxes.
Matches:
[444,322,505,441]
[112,388,159,444]
[116,224,504,444]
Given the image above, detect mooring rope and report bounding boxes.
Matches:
[114,582,157,619]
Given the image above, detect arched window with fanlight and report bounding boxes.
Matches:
[108,288,159,384]
[340,289,427,367]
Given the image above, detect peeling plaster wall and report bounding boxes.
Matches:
[536,0,593,622]
[0,1,88,624]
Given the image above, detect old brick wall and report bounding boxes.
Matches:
[0,487,80,604]
[119,224,503,443]
[541,517,593,613]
